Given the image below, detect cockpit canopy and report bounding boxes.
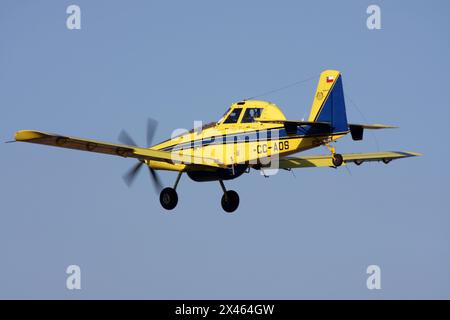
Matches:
[217,100,286,125]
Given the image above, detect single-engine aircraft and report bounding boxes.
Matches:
[13,70,420,213]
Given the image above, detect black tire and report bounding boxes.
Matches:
[221,190,239,213]
[159,187,178,210]
[332,153,344,167]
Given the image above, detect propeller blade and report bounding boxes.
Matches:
[120,118,161,190]
[122,161,144,187]
[148,167,163,193]
[146,118,158,147]
[118,130,138,147]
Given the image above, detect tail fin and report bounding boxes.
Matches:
[307,70,348,134]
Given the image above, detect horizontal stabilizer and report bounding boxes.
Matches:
[258,119,331,133]
[349,123,398,129]
[349,123,397,141]
[258,119,331,127]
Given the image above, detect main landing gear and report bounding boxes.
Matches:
[158,173,240,213]
[219,180,239,213]
[159,172,182,210]
[326,143,343,167]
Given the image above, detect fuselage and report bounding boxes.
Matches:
[146,100,346,181]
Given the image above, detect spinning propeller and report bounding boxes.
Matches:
[118,118,162,193]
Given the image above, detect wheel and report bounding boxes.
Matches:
[332,153,343,167]
[159,187,178,210]
[221,190,239,213]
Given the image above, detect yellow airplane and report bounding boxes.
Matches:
[13,70,420,213]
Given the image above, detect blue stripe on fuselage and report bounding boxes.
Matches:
[158,126,336,152]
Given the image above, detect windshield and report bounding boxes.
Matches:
[223,108,243,124]
[217,108,231,124]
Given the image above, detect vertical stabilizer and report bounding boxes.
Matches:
[308,70,348,134]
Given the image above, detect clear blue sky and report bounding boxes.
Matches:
[1,0,449,299]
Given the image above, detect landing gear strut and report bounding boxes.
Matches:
[219,180,239,213]
[326,143,343,167]
[159,172,182,210]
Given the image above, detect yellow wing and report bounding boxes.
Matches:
[14,130,224,168]
[276,151,421,168]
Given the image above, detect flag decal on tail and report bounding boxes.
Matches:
[326,76,334,83]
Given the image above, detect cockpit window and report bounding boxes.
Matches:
[223,108,243,124]
[217,107,231,124]
[241,108,263,123]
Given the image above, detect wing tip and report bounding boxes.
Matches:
[14,130,47,141]
[404,151,423,157]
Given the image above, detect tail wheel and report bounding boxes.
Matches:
[332,153,344,167]
[221,190,239,213]
[159,187,178,210]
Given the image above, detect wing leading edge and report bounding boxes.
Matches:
[14,130,224,168]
